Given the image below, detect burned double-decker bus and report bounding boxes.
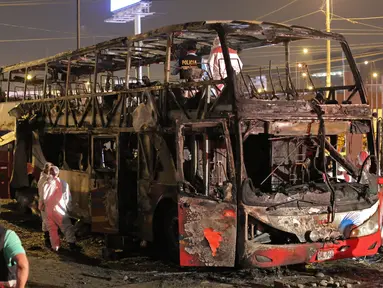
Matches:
[0,21,381,267]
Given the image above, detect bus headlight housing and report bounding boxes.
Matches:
[350,210,379,238]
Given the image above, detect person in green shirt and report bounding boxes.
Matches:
[0,227,29,288]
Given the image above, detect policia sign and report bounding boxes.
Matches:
[179,54,202,80]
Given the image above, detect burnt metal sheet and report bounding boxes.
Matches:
[243,230,381,267]
[91,184,119,234]
[269,121,350,136]
[0,131,15,147]
[244,200,379,242]
[59,170,91,222]
[0,102,17,131]
[178,196,236,267]
[237,100,371,120]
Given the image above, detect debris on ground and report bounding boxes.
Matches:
[0,200,382,287]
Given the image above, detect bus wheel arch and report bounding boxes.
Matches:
[152,198,179,263]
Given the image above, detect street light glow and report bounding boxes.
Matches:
[373,72,378,78]
[303,48,309,54]
[307,86,314,90]
[257,88,264,93]
[302,72,307,78]
[297,63,303,68]
[364,61,369,65]
[26,74,32,80]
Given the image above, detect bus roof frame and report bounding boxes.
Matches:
[0,20,346,75]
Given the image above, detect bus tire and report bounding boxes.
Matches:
[153,201,179,263]
[101,247,117,261]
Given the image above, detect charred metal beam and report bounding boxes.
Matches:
[44,126,136,134]
[217,23,244,193]
[268,61,277,100]
[42,63,48,99]
[222,120,236,201]
[23,68,28,100]
[246,75,260,98]
[45,103,53,126]
[164,35,171,84]
[161,35,172,121]
[125,44,132,87]
[176,122,185,181]
[259,67,267,99]
[53,100,65,127]
[64,59,72,127]
[167,89,191,120]
[377,119,381,173]
[70,104,78,127]
[106,96,123,128]
[95,97,105,127]
[14,80,223,105]
[121,94,127,127]
[276,66,287,98]
[314,137,358,178]
[284,41,290,94]
[78,98,92,127]
[65,100,69,127]
[6,71,11,102]
[65,58,71,96]
[92,52,99,127]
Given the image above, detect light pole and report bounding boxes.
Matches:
[374,71,378,119]
[105,1,154,84]
[77,0,80,49]
[326,0,331,88]
[296,48,308,90]
[342,51,346,101]
[135,14,142,81]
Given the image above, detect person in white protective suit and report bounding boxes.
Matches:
[207,36,243,95]
[42,166,81,252]
[37,162,53,248]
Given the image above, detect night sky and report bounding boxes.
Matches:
[0,0,382,67]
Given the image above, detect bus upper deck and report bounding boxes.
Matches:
[0,21,371,130]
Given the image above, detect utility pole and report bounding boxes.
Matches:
[104,1,154,83]
[134,14,142,82]
[326,0,331,88]
[77,0,81,49]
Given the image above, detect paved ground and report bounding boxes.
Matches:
[1,200,383,288]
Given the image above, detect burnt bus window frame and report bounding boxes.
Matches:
[40,133,64,168]
[176,121,235,200]
[63,134,90,172]
[91,135,118,172]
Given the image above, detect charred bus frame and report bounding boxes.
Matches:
[0,21,381,268]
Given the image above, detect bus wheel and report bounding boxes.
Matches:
[101,247,117,261]
[154,204,179,263]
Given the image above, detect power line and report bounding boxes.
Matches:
[0,35,114,43]
[331,28,383,32]
[327,11,383,31]
[0,2,70,6]
[257,0,300,20]
[243,45,383,59]
[0,22,76,35]
[0,0,97,6]
[333,16,383,21]
[342,33,383,36]
[242,50,383,73]
[281,10,322,24]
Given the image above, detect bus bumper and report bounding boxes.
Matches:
[243,231,381,268]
